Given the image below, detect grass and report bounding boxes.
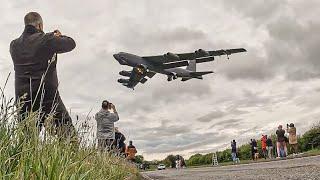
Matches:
[302,148,320,156]
[0,80,139,179]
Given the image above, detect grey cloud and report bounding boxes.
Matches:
[209,119,243,129]
[220,56,273,80]
[215,0,320,82]
[197,110,225,122]
[221,0,288,25]
[135,120,191,139]
[196,106,249,123]
[140,132,226,154]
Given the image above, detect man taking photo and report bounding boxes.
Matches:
[10,12,76,138]
[95,100,119,151]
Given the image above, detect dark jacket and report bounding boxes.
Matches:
[115,131,126,148]
[251,140,258,153]
[231,142,237,153]
[266,138,273,147]
[10,25,76,101]
[276,129,286,142]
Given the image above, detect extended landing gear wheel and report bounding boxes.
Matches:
[167,76,172,81]
[173,75,178,80]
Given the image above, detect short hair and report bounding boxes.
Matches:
[102,100,109,109]
[24,12,43,27]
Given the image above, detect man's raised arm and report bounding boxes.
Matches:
[45,30,76,54]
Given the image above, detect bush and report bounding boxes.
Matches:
[299,123,320,151]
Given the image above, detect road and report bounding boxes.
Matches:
[142,155,320,180]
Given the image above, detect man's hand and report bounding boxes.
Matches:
[53,30,62,37]
[110,103,117,113]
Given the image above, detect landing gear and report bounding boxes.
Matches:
[173,75,178,80]
[167,74,177,81]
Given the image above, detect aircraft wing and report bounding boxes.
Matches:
[177,48,247,60]
[118,68,156,89]
[142,48,246,64]
[207,48,247,57]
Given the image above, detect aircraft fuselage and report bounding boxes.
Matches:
[113,52,193,78]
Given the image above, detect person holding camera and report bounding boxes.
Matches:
[95,100,119,151]
[10,12,76,138]
[287,123,298,155]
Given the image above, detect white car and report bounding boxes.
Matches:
[157,164,166,170]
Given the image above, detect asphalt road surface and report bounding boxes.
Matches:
[142,155,320,180]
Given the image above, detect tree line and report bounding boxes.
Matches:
[138,123,320,168]
[186,123,320,166]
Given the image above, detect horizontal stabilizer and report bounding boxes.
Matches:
[190,71,214,77]
[146,71,156,78]
[140,78,148,84]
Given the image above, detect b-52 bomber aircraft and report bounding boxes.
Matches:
[113,48,246,89]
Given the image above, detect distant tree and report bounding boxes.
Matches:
[135,155,144,164]
[163,154,176,168]
[299,123,320,151]
[186,153,202,166]
[237,144,251,160]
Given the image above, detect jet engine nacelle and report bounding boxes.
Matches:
[163,52,180,61]
[119,70,131,77]
[195,49,209,57]
[118,78,130,84]
[134,64,148,75]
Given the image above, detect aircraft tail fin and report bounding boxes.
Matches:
[186,60,196,72]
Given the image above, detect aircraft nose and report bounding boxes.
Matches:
[113,53,128,65]
[113,54,120,60]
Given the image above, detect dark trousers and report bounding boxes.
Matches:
[16,82,76,139]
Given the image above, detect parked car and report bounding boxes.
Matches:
[157,164,166,170]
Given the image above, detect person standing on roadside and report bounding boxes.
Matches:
[95,100,119,151]
[266,136,273,159]
[287,123,298,155]
[231,140,238,164]
[126,140,137,162]
[250,139,258,161]
[261,135,267,159]
[276,125,287,158]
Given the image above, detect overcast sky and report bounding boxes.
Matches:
[1,0,320,160]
